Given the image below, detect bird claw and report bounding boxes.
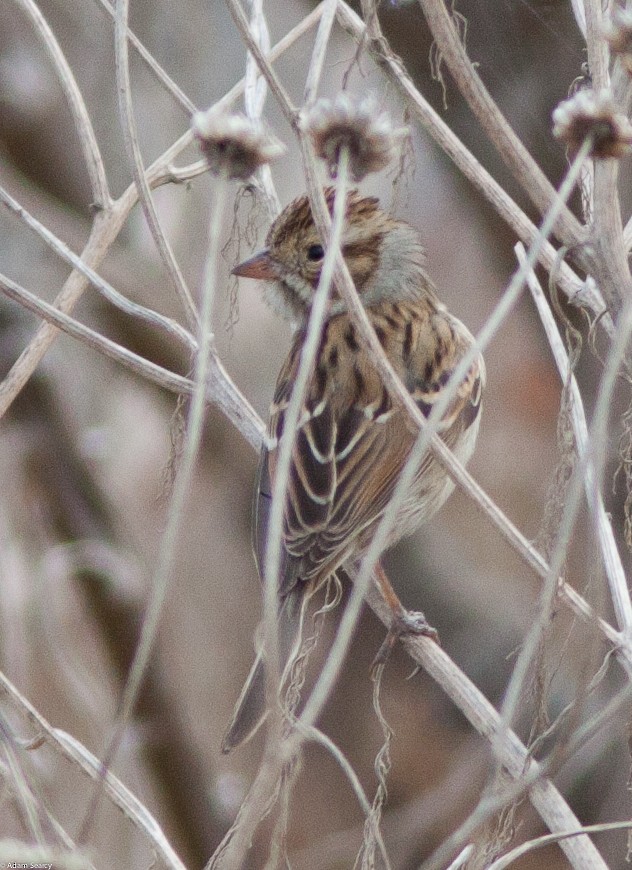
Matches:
[394,610,439,642]
[371,609,439,676]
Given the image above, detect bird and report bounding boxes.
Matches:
[222,188,484,752]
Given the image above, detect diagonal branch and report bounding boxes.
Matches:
[519,243,632,633]
[415,0,584,248]
[14,0,110,209]
[334,2,612,336]
[114,0,200,330]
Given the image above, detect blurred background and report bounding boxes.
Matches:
[1,0,631,867]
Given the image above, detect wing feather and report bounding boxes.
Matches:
[255,301,484,598]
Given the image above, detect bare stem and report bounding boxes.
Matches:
[415,0,584,249]
[115,0,200,330]
[519,244,632,633]
[13,0,110,208]
[0,670,186,869]
[77,180,228,843]
[334,1,611,336]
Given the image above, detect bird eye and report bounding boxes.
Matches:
[307,244,324,261]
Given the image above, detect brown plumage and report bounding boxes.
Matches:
[222,189,484,752]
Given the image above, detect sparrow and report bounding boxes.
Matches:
[222,188,484,752]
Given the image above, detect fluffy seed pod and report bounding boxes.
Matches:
[552,89,632,159]
[303,93,408,180]
[192,109,285,180]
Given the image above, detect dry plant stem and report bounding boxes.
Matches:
[293,722,391,870]
[488,821,632,870]
[592,160,632,315]
[334,2,609,333]
[0,10,325,423]
[575,0,631,315]
[244,0,269,120]
[206,742,291,870]
[14,0,110,208]
[261,149,350,772]
[78,180,228,842]
[0,721,47,845]
[0,272,195,395]
[445,846,474,870]
[0,209,124,420]
[569,0,586,38]
[115,0,199,331]
[492,294,632,786]
[519,244,632,633]
[242,3,282,217]
[0,671,185,870]
[225,0,299,129]
[303,0,339,106]
[0,185,196,352]
[95,0,196,114]
[583,0,609,92]
[415,0,584,250]
[362,583,609,870]
[0,270,264,453]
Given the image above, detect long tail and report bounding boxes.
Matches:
[221,587,304,753]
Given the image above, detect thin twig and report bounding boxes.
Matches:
[0,184,197,352]
[334,2,611,333]
[415,0,584,249]
[94,0,197,115]
[488,821,632,870]
[114,0,200,331]
[413,665,632,869]
[519,243,632,633]
[489,282,632,811]
[0,269,264,451]
[0,669,185,870]
[225,0,298,129]
[294,721,392,870]
[78,180,229,842]
[362,581,609,870]
[0,271,194,394]
[582,0,631,315]
[14,0,110,209]
[303,0,339,106]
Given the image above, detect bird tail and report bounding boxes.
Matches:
[221,587,304,753]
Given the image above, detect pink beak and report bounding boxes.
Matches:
[232,248,278,280]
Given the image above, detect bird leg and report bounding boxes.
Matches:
[371,561,439,672]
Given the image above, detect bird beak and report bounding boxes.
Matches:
[232,248,278,280]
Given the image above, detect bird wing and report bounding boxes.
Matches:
[253,303,484,600]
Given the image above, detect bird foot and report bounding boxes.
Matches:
[371,609,439,675]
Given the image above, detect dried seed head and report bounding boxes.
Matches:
[552,89,632,158]
[192,109,285,180]
[303,93,408,181]
[604,8,632,71]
